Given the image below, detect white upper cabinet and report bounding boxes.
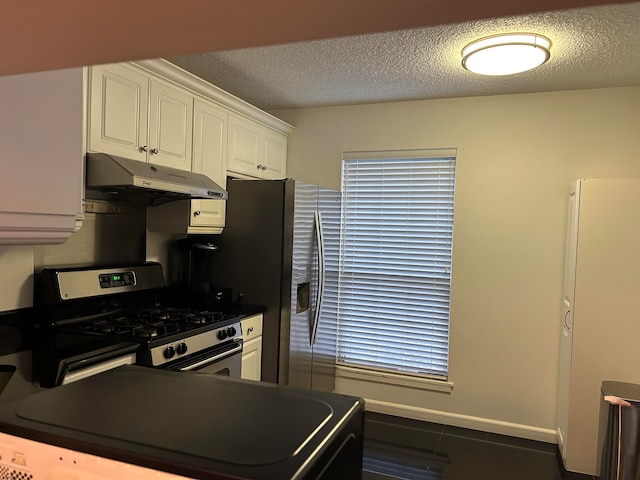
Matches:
[148,79,193,171]
[0,68,84,244]
[228,113,287,179]
[88,63,148,161]
[262,127,288,179]
[91,59,292,233]
[190,99,228,232]
[89,63,193,172]
[147,98,229,234]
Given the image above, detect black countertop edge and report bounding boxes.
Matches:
[0,307,34,356]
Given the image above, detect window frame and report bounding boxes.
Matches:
[335,148,457,386]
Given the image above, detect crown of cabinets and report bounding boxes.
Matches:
[89,60,292,234]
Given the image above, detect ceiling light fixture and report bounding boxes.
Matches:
[461,33,551,76]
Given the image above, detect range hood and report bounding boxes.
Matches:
[85,153,227,205]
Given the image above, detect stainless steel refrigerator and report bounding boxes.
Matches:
[209,178,340,391]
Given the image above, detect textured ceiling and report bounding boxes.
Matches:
[168,2,640,110]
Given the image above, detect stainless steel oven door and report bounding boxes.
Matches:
[163,340,243,377]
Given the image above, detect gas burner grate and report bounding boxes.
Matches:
[62,307,239,342]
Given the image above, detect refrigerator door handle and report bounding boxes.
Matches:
[311,211,325,346]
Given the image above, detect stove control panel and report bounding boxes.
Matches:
[144,321,243,367]
[99,271,136,288]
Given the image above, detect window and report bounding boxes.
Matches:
[336,149,456,381]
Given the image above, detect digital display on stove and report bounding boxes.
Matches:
[99,272,136,288]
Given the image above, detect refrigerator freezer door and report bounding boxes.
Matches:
[311,187,340,392]
[289,182,318,389]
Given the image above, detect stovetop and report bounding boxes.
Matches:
[63,307,242,346]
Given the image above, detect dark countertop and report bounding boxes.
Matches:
[0,307,34,356]
[0,365,364,479]
[215,302,267,318]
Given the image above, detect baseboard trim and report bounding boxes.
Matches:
[364,399,558,444]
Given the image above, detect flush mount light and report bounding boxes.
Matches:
[461,33,551,76]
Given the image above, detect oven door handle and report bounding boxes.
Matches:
[178,343,243,371]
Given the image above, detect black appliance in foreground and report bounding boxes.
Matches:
[33,262,257,387]
[0,365,364,480]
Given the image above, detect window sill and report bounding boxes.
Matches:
[336,365,454,394]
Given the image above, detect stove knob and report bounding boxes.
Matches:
[164,345,176,359]
[228,326,237,337]
[176,342,188,355]
[217,329,228,340]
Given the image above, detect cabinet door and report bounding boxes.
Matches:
[191,99,228,230]
[262,128,287,179]
[0,68,84,244]
[88,63,149,161]
[148,78,193,171]
[241,336,263,381]
[556,180,581,462]
[227,114,261,177]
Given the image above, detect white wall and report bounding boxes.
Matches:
[271,86,640,441]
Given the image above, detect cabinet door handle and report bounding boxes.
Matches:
[150,147,159,155]
[193,210,201,217]
[261,165,267,171]
[140,145,149,153]
[256,164,263,170]
[247,326,254,334]
[563,310,571,330]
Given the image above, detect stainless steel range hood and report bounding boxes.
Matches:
[85,153,227,204]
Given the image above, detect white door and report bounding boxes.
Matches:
[557,179,581,462]
[228,114,261,176]
[88,64,149,161]
[262,128,287,179]
[148,79,193,171]
[241,336,263,381]
[191,99,228,229]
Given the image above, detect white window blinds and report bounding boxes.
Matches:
[337,150,456,380]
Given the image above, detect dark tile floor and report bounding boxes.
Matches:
[362,412,595,480]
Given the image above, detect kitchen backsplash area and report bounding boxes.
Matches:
[34,199,147,272]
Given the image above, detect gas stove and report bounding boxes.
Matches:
[58,305,242,367]
[34,262,244,386]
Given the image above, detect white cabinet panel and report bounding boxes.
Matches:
[148,79,193,171]
[228,114,262,176]
[241,336,263,382]
[190,99,227,231]
[89,64,193,171]
[0,68,84,244]
[262,128,287,179]
[241,314,263,381]
[228,113,287,179]
[89,63,148,161]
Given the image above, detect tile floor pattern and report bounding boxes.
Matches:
[362,412,596,480]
